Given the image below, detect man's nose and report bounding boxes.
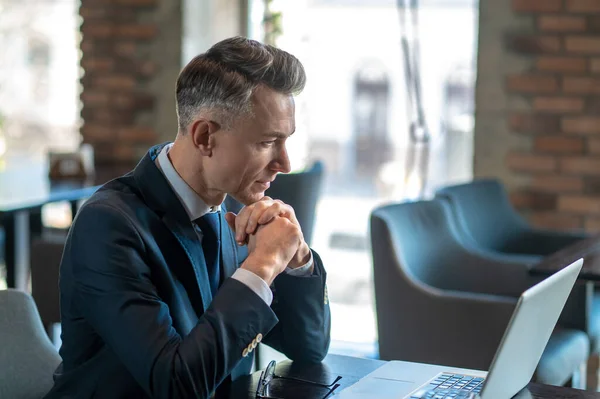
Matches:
[272,146,291,173]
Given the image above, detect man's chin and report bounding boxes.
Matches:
[232,191,266,206]
[251,191,267,203]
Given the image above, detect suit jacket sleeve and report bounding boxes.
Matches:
[69,203,279,399]
[261,250,332,363]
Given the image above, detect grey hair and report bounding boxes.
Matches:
[176,36,306,132]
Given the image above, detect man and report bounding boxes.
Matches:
[44,36,331,399]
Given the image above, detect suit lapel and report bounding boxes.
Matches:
[133,143,212,312]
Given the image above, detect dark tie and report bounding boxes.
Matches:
[194,211,221,297]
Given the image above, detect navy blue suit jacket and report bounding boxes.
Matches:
[44,144,331,398]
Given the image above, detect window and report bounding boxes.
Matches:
[250,0,478,359]
[0,0,80,156]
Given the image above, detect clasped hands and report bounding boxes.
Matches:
[224,197,312,285]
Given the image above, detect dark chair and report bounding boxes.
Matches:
[224,160,324,246]
[435,179,588,256]
[370,200,589,387]
[435,179,600,354]
[0,289,61,398]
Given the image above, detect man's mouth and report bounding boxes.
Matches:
[255,180,271,189]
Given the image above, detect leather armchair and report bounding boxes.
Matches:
[370,200,589,386]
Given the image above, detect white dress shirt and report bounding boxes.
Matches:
[155,143,313,305]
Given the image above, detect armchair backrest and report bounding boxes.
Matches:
[370,199,523,294]
[0,289,61,399]
[371,200,459,290]
[435,178,528,252]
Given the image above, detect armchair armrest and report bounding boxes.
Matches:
[425,247,537,299]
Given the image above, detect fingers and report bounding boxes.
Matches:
[235,201,277,243]
[233,198,301,245]
[235,205,258,244]
[255,204,289,226]
[257,201,292,224]
[245,205,274,234]
[224,212,237,232]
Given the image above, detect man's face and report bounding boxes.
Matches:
[206,85,294,205]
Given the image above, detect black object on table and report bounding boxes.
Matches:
[231,354,600,398]
[255,360,342,399]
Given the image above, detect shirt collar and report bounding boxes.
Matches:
[155,143,220,221]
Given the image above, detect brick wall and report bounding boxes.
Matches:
[78,0,181,171]
[475,0,600,232]
[78,0,245,174]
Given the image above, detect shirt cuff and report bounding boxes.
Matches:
[231,268,273,305]
[283,251,314,277]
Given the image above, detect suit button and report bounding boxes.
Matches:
[242,348,249,357]
[256,333,263,343]
[252,339,258,349]
[248,345,254,353]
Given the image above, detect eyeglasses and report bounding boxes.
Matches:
[255,360,342,399]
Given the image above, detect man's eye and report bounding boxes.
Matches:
[261,141,276,147]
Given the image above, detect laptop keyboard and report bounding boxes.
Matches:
[410,373,485,399]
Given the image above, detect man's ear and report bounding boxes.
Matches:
[189,119,220,155]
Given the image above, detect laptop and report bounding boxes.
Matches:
[339,259,583,399]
